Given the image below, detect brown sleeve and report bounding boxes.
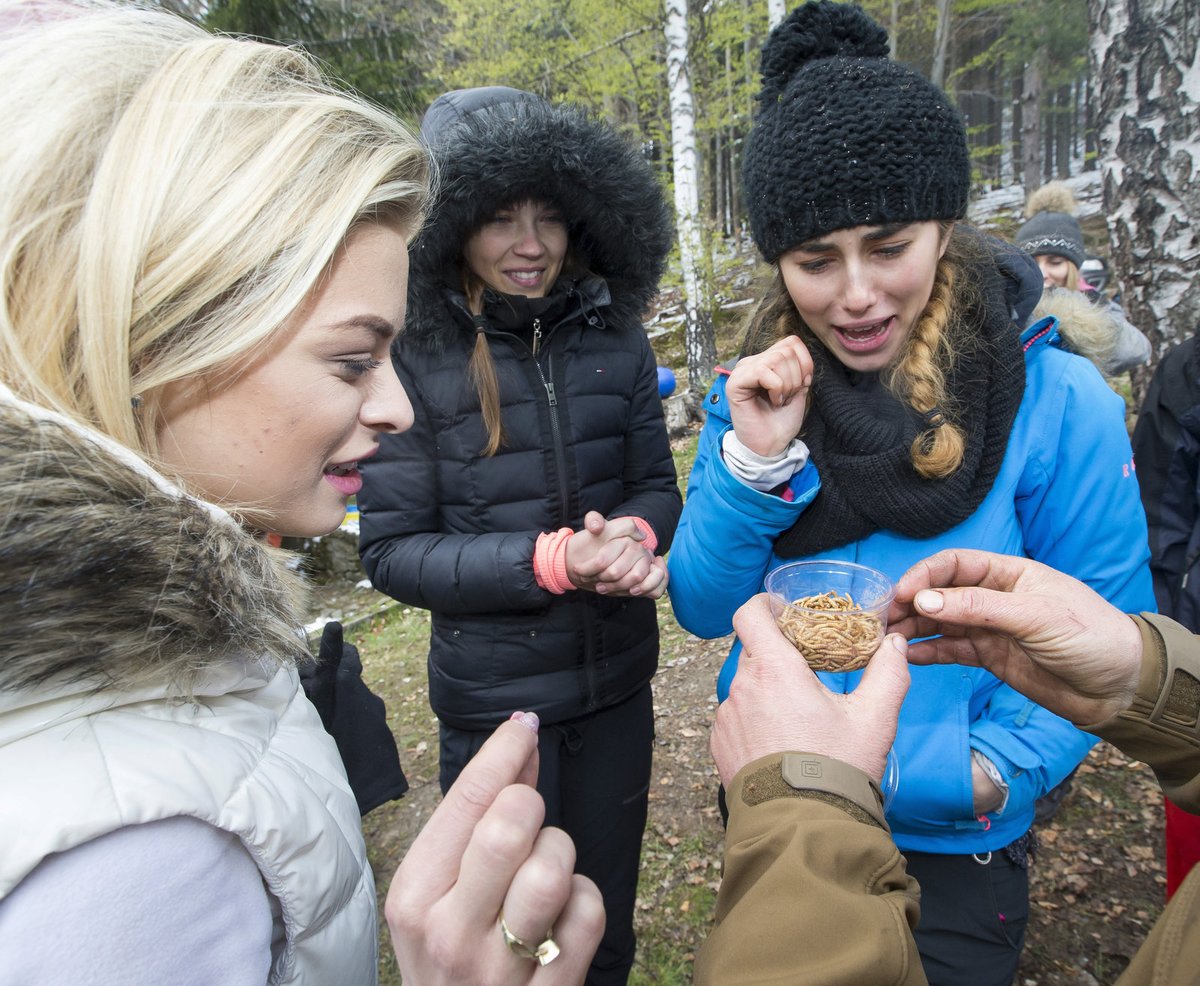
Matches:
[1086,614,1200,811]
[1116,866,1200,985]
[695,753,926,986]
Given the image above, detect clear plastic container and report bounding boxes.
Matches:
[882,748,900,813]
[765,560,896,672]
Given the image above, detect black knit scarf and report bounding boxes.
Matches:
[773,266,1026,559]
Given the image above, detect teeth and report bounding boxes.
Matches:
[328,463,355,475]
[842,320,887,338]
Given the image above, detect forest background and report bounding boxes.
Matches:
[171,0,1198,409]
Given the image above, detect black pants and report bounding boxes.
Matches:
[439,684,654,986]
[904,848,1031,986]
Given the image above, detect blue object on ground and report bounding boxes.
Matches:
[656,365,676,398]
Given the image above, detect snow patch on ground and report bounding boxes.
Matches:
[969,171,1104,228]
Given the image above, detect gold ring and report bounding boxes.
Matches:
[499,913,561,966]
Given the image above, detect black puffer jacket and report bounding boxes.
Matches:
[1133,334,1200,631]
[358,89,680,730]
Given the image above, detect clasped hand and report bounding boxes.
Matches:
[566,511,667,598]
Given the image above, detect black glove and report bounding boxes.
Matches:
[300,621,408,815]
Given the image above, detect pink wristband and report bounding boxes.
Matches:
[629,517,658,554]
[533,528,576,594]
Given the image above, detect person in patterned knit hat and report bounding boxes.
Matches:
[1016,181,1151,375]
[667,3,1155,983]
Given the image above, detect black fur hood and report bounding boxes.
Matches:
[405,87,674,350]
[0,388,305,697]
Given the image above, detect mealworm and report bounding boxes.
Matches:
[776,589,882,672]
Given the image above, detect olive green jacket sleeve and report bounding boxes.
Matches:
[697,614,1200,986]
[1087,614,1200,812]
[694,753,924,986]
[1096,614,1200,986]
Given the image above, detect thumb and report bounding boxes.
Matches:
[583,510,606,535]
[318,620,345,665]
[914,585,1030,638]
[851,634,910,722]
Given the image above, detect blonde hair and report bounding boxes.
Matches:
[1060,261,1081,291]
[462,270,506,456]
[0,0,428,458]
[740,224,973,479]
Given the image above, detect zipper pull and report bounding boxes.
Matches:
[546,381,558,406]
[531,318,542,356]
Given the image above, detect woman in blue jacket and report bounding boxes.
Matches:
[667,5,1154,984]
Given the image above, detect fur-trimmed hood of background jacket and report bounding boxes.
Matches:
[404,86,674,350]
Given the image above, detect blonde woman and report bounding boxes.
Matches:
[0,3,600,983]
[667,4,1154,984]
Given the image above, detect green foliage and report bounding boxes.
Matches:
[1001,0,1088,84]
[202,0,435,116]
[436,0,663,126]
[938,0,1087,88]
[204,0,329,43]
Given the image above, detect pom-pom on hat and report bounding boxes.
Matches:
[1015,182,1085,268]
[743,1,971,262]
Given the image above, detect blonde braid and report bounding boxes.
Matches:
[886,259,966,478]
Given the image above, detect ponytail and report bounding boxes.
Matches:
[463,270,504,456]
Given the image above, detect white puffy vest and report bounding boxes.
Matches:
[0,661,378,985]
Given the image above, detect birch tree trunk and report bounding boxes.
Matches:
[1090,0,1200,371]
[1022,48,1044,195]
[931,0,953,90]
[767,0,787,30]
[664,0,716,404]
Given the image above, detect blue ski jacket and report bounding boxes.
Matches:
[669,319,1155,854]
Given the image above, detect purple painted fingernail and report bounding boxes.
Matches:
[509,711,539,734]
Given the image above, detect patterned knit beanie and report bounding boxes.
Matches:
[743,1,971,262]
[1015,181,1085,268]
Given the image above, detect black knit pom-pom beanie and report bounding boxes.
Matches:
[744,1,971,262]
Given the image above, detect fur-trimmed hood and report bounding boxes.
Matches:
[405,87,674,349]
[1033,287,1117,370]
[0,387,305,698]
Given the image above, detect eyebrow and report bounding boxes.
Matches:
[796,223,913,253]
[337,315,398,340]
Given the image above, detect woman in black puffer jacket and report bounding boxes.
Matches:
[358,86,679,985]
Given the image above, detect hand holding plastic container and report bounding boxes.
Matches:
[765,559,900,809]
